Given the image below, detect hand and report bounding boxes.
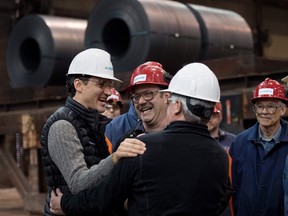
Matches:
[50,188,65,215]
[112,138,146,164]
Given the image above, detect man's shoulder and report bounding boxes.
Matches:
[136,130,166,145]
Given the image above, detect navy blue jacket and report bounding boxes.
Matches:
[105,101,141,150]
[229,119,288,216]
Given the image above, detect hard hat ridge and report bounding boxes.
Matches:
[161,62,220,102]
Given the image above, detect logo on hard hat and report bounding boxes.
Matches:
[105,66,113,71]
[259,88,274,96]
[133,74,147,84]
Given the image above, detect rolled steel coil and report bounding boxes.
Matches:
[86,0,253,83]
[6,15,87,87]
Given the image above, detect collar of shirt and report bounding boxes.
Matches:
[258,125,282,154]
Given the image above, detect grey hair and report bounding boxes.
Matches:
[169,94,215,124]
[277,100,287,107]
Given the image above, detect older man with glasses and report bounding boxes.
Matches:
[105,61,173,151]
[229,78,288,216]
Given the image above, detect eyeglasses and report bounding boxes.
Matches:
[252,103,281,114]
[131,90,159,104]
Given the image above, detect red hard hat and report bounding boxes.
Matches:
[251,78,288,104]
[125,61,171,92]
[213,102,222,113]
[107,88,122,103]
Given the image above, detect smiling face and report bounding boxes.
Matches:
[132,84,169,131]
[253,98,287,130]
[73,77,113,112]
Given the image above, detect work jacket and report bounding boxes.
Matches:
[105,101,140,150]
[229,119,288,216]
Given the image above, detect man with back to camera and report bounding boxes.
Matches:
[49,62,230,216]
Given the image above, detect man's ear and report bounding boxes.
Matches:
[163,93,169,104]
[174,100,182,115]
[280,106,287,116]
[74,78,83,93]
[164,93,170,104]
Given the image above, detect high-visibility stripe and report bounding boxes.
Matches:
[105,136,113,154]
[226,148,234,216]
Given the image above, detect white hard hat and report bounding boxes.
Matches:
[161,63,220,102]
[67,48,122,82]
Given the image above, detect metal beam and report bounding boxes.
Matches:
[0,145,31,198]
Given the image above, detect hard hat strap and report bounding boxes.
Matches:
[163,71,173,84]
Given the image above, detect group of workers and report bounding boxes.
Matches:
[40,48,288,216]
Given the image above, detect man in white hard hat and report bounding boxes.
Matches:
[40,48,145,216]
[50,62,229,215]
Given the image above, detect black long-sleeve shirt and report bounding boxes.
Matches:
[61,121,229,216]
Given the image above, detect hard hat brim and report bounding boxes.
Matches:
[160,89,220,103]
[94,73,123,83]
[67,72,122,83]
